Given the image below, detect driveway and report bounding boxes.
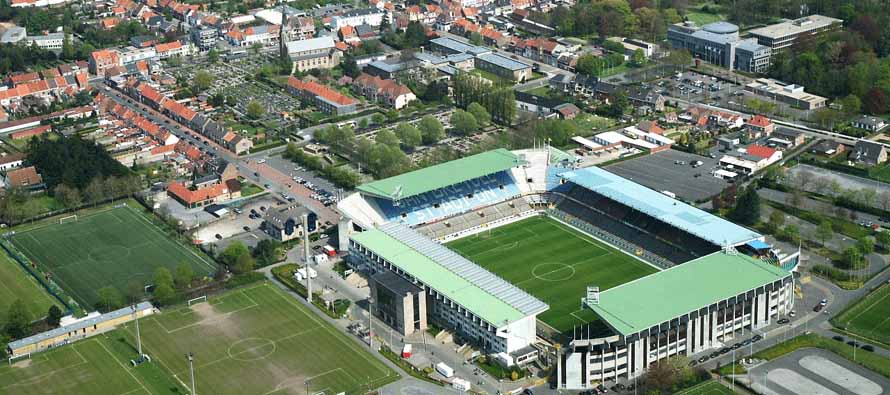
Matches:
[747,348,890,395]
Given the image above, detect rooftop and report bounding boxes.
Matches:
[429,37,490,56]
[560,166,761,246]
[476,52,531,71]
[286,36,335,54]
[352,222,548,327]
[748,15,842,39]
[357,148,523,200]
[9,302,153,352]
[589,251,789,336]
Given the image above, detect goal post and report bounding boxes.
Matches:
[8,353,30,365]
[187,295,207,307]
[59,215,77,225]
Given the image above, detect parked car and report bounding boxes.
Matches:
[777,318,790,325]
[832,336,844,342]
[862,345,875,352]
[814,304,824,313]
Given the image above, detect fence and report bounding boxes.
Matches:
[0,240,76,314]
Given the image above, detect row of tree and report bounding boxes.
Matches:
[451,73,516,125]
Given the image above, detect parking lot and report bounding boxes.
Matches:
[651,70,746,107]
[605,149,730,202]
[748,348,890,395]
[194,197,280,245]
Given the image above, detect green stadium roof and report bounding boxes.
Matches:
[351,223,548,326]
[589,252,790,336]
[356,149,523,200]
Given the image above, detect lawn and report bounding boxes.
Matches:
[0,335,181,395]
[120,283,398,395]
[0,253,59,324]
[9,204,217,308]
[573,112,616,136]
[239,181,265,197]
[446,216,658,333]
[832,284,890,348]
[675,380,738,395]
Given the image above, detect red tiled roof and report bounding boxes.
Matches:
[747,115,772,127]
[746,145,777,159]
[10,125,51,140]
[138,83,165,104]
[162,99,197,121]
[287,77,358,106]
[6,166,42,188]
[154,41,182,53]
[167,182,228,205]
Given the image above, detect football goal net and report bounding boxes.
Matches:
[187,295,207,307]
[8,353,30,365]
[59,215,77,225]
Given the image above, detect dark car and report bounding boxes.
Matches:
[832,336,844,342]
[847,340,859,347]
[243,226,250,232]
[814,304,824,312]
[698,356,709,363]
[752,334,763,342]
[709,352,720,358]
[862,345,875,352]
[778,318,790,325]
[719,347,731,354]
[214,234,222,240]
[731,343,742,350]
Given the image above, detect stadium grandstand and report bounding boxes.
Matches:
[337,147,799,389]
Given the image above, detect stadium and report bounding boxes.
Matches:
[337,147,800,390]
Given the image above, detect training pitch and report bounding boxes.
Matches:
[9,205,216,308]
[447,216,658,333]
[675,380,738,395]
[121,282,398,395]
[834,284,890,348]
[0,254,58,325]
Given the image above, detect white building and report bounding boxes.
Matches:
[119,46,158,65]
[330,8,385,29]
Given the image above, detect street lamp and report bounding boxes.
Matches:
[368,296,374,349]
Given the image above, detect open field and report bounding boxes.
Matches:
[675,380,738,395]
[833,284,890,348]
[9,205,216,308]
[447,216,658,332]
[0,254,59,324]
[0,335,178,395]
[121,282,398,395]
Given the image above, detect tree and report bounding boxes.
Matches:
[96,286,123,312]
[246,100,265,119]
[575,54,605,76]
[631,48,646,66]
[233,253,256,274]
[252,239,281,267]
[451,109,479,136]
[153,267,174,290]
[875,231,890,249]
[152,283,176,305]
[210,93,225,107]
[606,91,628,118]
[469,32,483,45]
[207,49,219,63]
[843,247,864,270]
[125,280,144,304]
[371,113,386,125]
[864,88,888,115]
[4,299,32,338]
[783,224,800,244]
[858,236,875,255]
[394,123,422,149]
[729,187,760,226]
[54,184,82,209]
[769,210,785,228]
[174,263,194,290]
[467,102,491,126]
[404,21,428,48]
[815,220,833,246]
[418,116,444,144]
[218,242,250,268]
[46,305,62,328]
[193,70,214,93]
[838,94,862,116]
[375,129,400,148]
[61,32,75,60]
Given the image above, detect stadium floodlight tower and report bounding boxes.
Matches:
[129,304,151,366]
[187,352,197,395]
[302,213,312,303]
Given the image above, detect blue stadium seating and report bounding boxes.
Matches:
[371,171,520,226]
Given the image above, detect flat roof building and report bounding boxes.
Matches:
[667,21,771,73]
[475,52,532,82]
[745,78,827,110]
[748,15,843,52]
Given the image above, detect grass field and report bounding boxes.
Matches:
[119,282,397,395]
[675,380,738,395]
[9,205,216,308]
[0,334,180,395]
[447,216,658,333]
[833,284,890,348]
[0,253,59,324]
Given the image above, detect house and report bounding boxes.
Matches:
[810,139,846,156]
[89,49,121,76]
[330,8,385,29]
[850,140,887,166]
[0,153,25,171]
[4,166,44,191]
[263,204,319,242]
[770,128,805,148]
[286,77,358,115]
[852,116,887,132]
[154,40,190,59]
[553,103,580,120]
[166,180,240,208]
[628,89,665,112]
[745,144,782,165]
[745,115,774,138]
[636,120,664,135]
[352,73,416,110]
[338,25,359,43]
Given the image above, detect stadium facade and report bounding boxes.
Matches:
[337,147,799,386]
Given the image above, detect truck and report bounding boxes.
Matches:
[322,245,336,257]
[452,378,471,392]
[401,344,412,358]
[436,362,454,378]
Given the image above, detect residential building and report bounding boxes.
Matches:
[9,0,72,7]
[746,144,782,165]
[810,139,846,156]
[226,24,279,47]
[119,46,157,65]
[850,140,887,166]
[0,153,25,171]
[330,8,385,29]
[154,41,190,58]
[852,116,887,132]
[263,204,319,242]
[744,78,827,110]
[771,128,805,147]
[667,21,771,73]
[286,36,340,72]
[89,49,122,76]
[4,166,44,191]
[191,26,218,51]
[475,52,531,81]
[286,76,358,115]
[606,37,655,57]
[167,179,240,208]
[353,73,416,109]
[748,15,843,52]
[745,115,774,138]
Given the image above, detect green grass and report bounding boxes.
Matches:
[120,283,398,395]
[0,336,176,395]
[9,205,217,308]
[573,112,617,136]
[0,253,59,324]
[524,86,554,97]
[832,284,890,348]
[239,181,265,197]
[675,379,738,395]
[446,216,658,333]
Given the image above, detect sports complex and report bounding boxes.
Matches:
[338,147,801,390]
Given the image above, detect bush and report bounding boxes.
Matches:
[223,272,266,289]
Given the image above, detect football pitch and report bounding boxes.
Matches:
[9,205,217,308]
[833,284,890,348]
[120,282,398,395]
[675,380,738,395]
[447,216,658,333]
[0,253,59,325]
